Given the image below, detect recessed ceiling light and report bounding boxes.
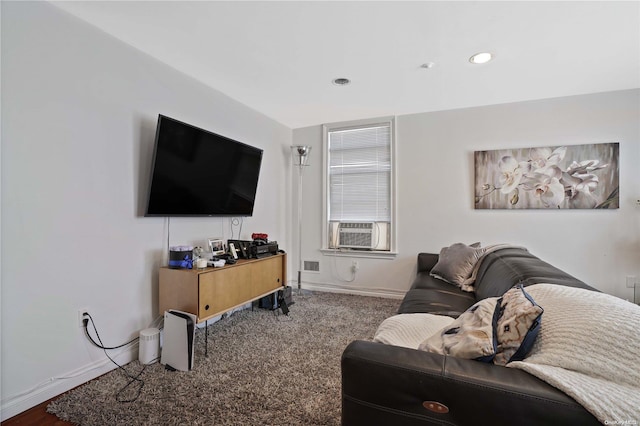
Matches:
[332,78,351,86]
[469,52,493,64]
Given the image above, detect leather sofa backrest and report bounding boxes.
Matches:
[417,253,439,273]
[473,247,596,300]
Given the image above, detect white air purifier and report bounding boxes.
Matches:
[138,327,160,364]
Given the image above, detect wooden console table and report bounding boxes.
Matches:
[159,253,286,321]
[159,253,287,354]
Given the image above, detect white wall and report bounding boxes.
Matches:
[2,1,639,420]
[1,2,291,419]
[293,89,640,300]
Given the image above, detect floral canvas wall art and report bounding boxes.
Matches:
[474,142,619,209]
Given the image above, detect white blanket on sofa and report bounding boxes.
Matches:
[508,284,640,424]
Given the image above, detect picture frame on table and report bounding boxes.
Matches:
[208,238,225,256]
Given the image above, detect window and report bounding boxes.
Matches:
[323,118,395,254]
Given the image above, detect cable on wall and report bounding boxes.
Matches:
[330,248,356,283]
[229,217,243,239]
[166,216,171,264]
[83,313,153,403]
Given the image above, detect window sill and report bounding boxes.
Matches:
[320,248,397,260]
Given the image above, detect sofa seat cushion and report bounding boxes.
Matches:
[373,313,455,349]
[397,287,476,317]
[411,272,461,290]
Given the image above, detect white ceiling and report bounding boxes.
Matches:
[51,1,640,129]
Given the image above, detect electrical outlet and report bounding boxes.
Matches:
[78,308,89,327]
[626,276,637,289]
[351,260,359,272]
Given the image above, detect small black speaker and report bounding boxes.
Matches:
[257,286,293,311]
[279,286,293,306]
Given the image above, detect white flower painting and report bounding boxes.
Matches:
[475,143,619,209]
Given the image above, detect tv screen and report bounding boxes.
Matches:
[145,115,263,217]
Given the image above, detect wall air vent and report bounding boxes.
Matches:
[337,222,376,249]
[304,260,320,272]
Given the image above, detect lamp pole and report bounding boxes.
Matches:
[297,163,304,292]
[291,146,311,294]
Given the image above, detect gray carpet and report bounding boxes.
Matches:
[48,291,399,425]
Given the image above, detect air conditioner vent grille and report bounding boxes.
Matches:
[339,222,373,229]
[337,222,376,249]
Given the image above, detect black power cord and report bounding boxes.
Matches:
[83,313,154,402]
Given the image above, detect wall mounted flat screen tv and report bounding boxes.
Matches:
[145,115,263,217]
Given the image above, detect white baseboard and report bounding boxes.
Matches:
[291,279,406,300]
[1,345,138,421]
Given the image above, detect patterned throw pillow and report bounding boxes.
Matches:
[430,243,486,288]
[418,297,500,362]
[493,284,544,366]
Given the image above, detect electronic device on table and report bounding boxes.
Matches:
[144,114,263,217]
[227,240,252,259]
[252,241,279,258]
[227,239,279,259]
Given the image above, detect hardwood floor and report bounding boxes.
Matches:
[2,400,72,426]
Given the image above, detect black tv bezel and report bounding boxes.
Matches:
[144,114,263,217]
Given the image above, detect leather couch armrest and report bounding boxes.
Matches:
[341,340,598,426]
[416,253,439,273]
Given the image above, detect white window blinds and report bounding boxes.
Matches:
[328,124,391,222]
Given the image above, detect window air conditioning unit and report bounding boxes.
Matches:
[337,222,376,249]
